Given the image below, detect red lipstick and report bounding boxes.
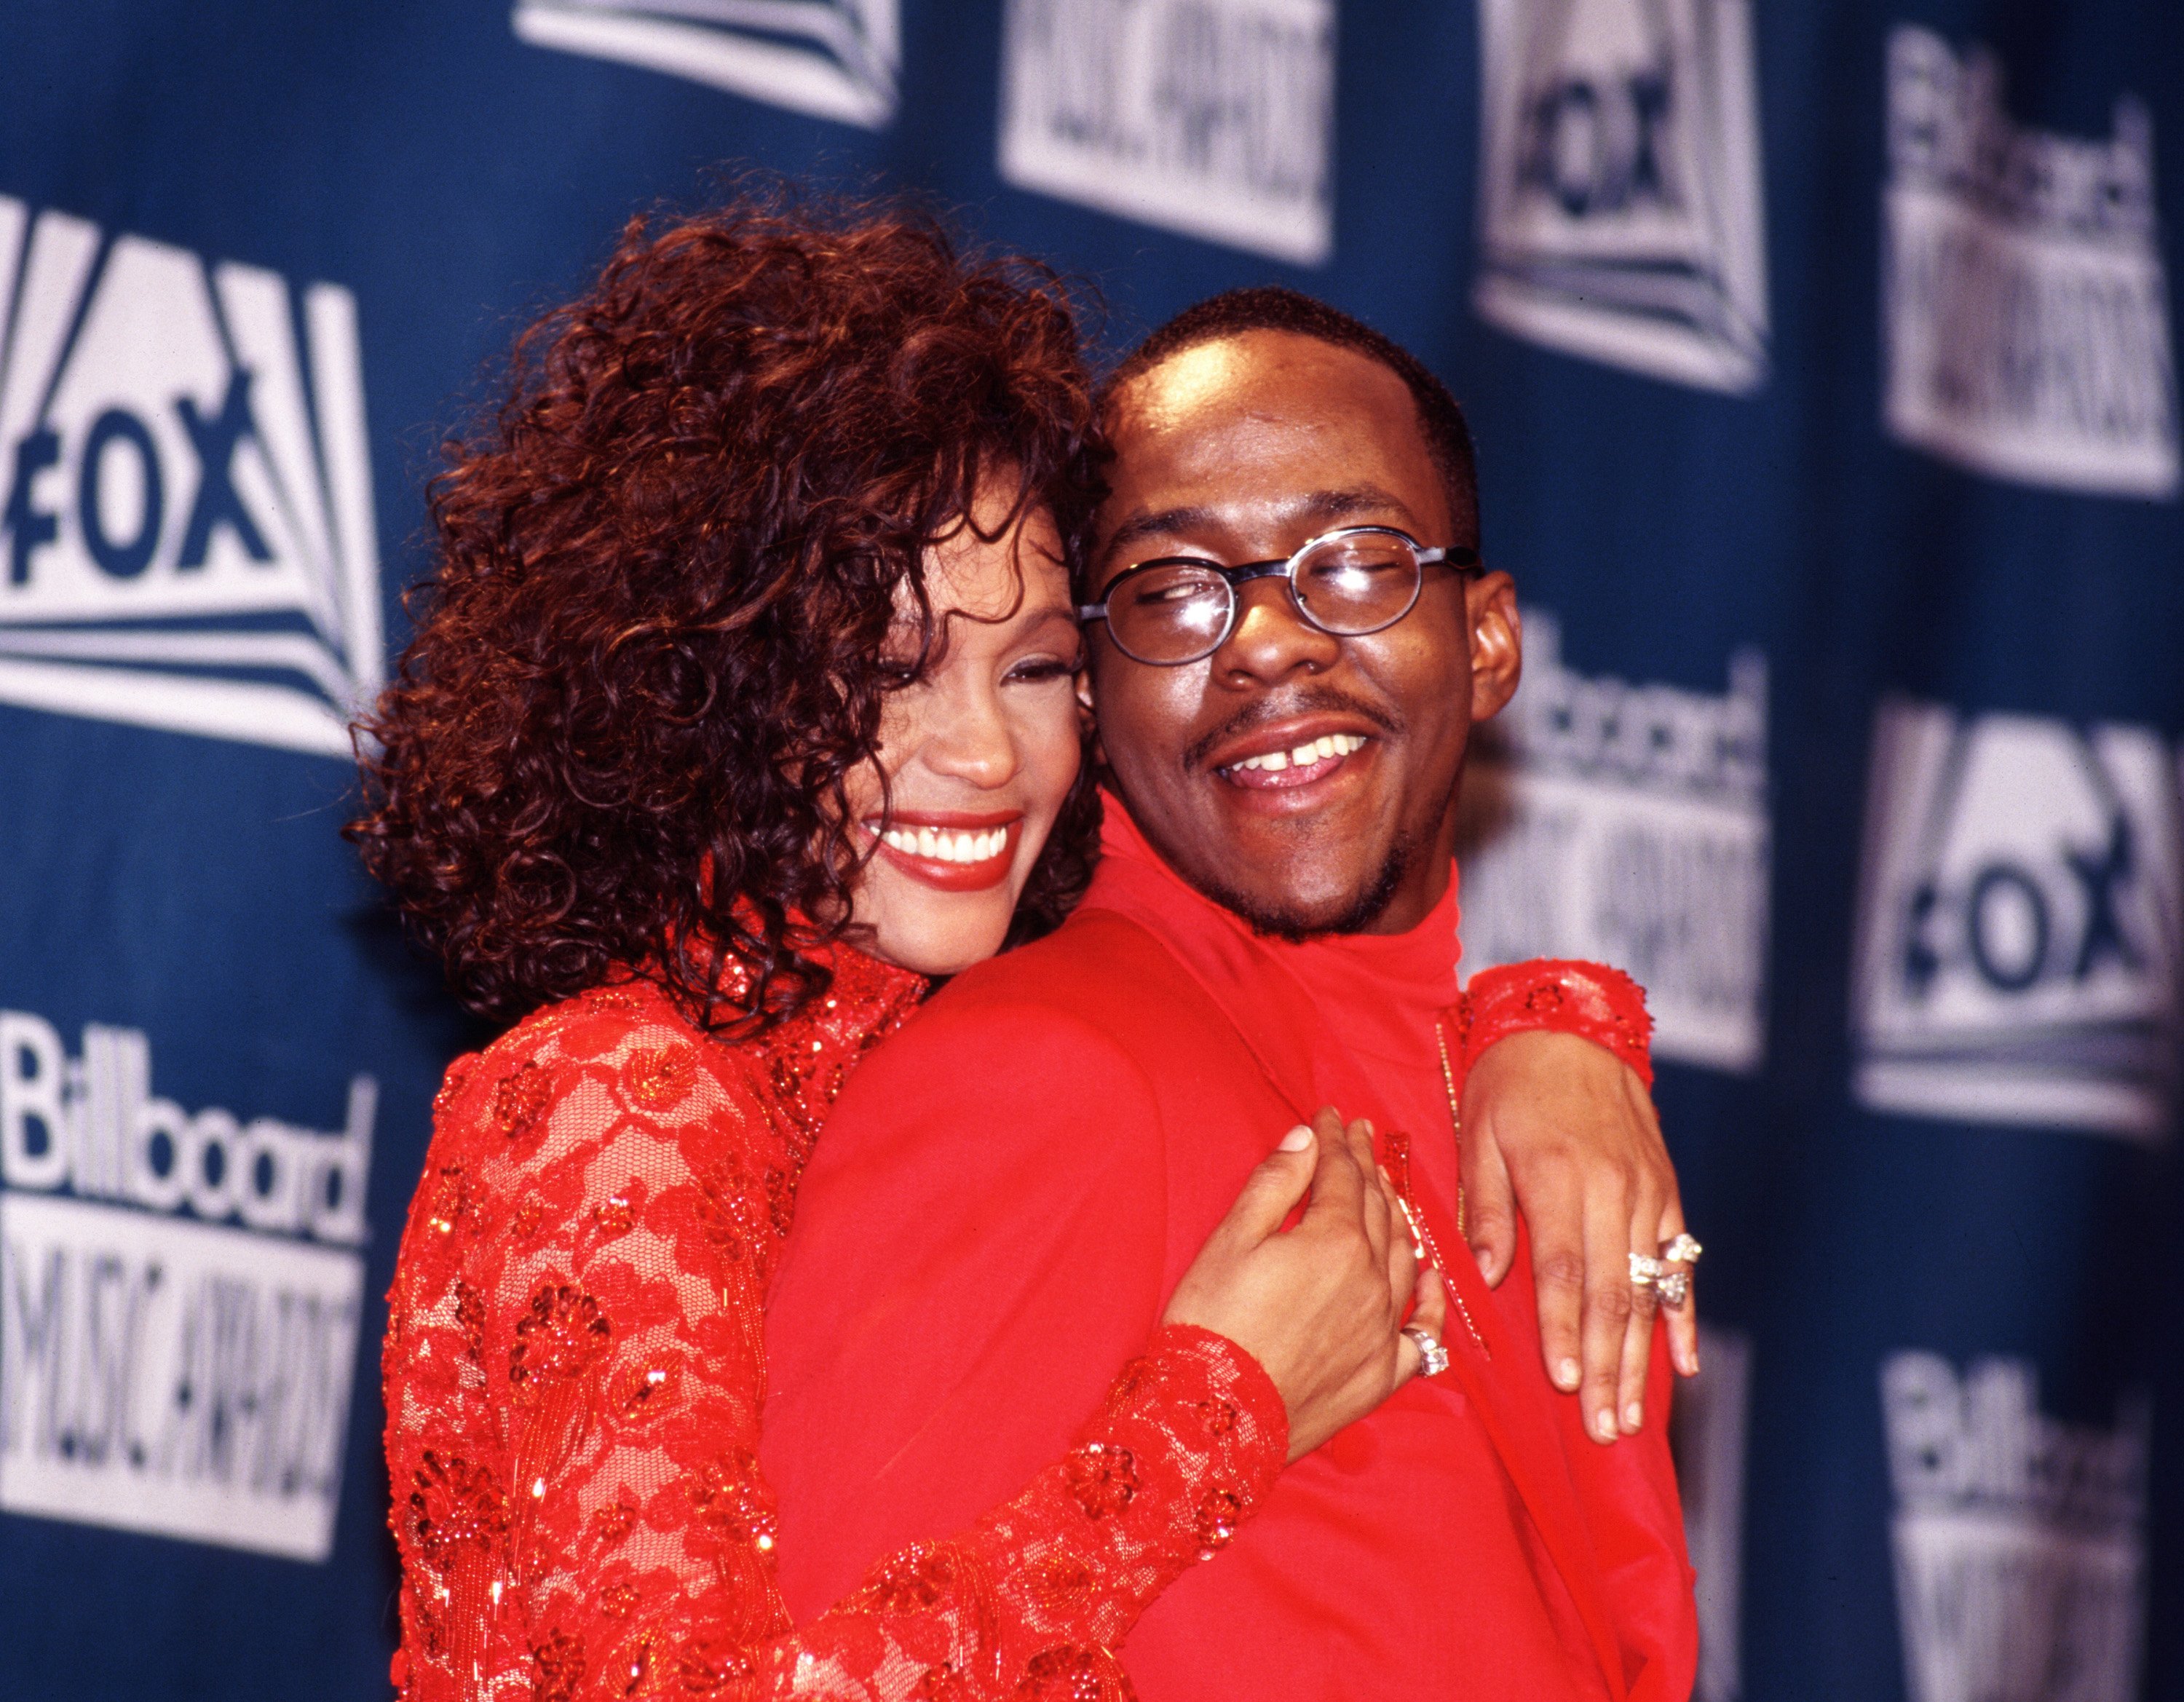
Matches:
[865,810,1024,893]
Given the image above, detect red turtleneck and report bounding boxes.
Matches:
[764,795,1696,1702]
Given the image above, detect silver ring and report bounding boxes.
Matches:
[1629,1251,1664,1286]
[1655,1270,1691,1309]
[1404,1323,1450,1379]
[1660,1232,1704,1266]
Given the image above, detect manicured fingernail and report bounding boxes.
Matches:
[1471,1243,1495,1276]
[1556,1358,1580,1390]
[1279,1125,1313,1151]
[1623,1401,1644,1430]
[1594,1409,1618,1442]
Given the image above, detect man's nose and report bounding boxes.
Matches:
[922,681,1021,788]
[1214,577,1342,685]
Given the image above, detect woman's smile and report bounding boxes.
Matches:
[863,809,1024,892]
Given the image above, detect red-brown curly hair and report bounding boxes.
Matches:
[349,194,1103,1032]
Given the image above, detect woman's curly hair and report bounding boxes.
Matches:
[349,193,1104,1032]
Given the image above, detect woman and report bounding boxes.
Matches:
[354,197,1667,1702]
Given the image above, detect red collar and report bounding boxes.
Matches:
[1088,789,1463,1048]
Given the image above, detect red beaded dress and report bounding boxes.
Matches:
[382,938,1650,1702]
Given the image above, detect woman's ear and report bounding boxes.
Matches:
[1075,671,1104,766]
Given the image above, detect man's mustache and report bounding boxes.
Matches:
[1182,686,1404,772]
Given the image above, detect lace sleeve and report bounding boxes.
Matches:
[386,996,1285,1702]
[387,1002,807,1702]
[1458,959,1655,1086]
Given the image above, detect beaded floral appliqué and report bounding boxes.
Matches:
[384,961,1290,1702]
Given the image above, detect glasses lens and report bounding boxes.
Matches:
[1108,562,1233,662]
[1292,531,1423,634]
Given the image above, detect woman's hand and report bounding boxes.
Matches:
[1459,1029,1696,1446]
[1161,1107,1448,1462]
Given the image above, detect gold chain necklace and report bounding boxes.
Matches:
[1436,1021,1467,1241]
[1424,1018,1486,1355]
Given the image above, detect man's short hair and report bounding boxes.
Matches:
[1103,286,1479,534]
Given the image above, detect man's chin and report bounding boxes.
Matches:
[1195,842,1415,943]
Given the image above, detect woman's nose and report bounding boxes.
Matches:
[921,681,1021,788]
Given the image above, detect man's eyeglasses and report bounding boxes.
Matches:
[1077,526,1479,667]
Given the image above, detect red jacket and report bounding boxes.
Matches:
[764,800,1698,1701]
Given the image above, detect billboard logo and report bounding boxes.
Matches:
[0,199,381,759]
[1883,28,2178,499]
[1883,1353,2147,1702]
[1473,0,1769,394]
[999,0,1334,264]
[1852,699,2182,1139]
[1457,611,1770,1072]
[513,0,899,129]
[0,1010,371,1560]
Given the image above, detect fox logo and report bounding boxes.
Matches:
[1852,699,2183,1139]
[1473,0,1770,394]
[0,199,381,759]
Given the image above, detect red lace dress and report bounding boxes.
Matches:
[382,946,1652,1702]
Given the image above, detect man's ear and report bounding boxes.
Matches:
[1466,570,1522,722]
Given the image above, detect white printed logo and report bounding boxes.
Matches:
[1671,1326,1752,1702]
[1851,699,2182,1139]
[0,200,381,759]
[0,1010,372,1561]
[1883,28,2179,499]
[1473,0,1769,394]
[513,0,899,129]
[998,0,1334,265]
[1457,611,1770,1072]
[1883,1353,2147,1702]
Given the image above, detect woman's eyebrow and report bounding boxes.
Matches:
[1018,604,1085,638]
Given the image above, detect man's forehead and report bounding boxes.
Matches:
[1100,330,1445,554]
[1109,328,1412,434]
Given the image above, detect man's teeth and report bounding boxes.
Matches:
[1230,732,1367,773]
[880,826,1009,863]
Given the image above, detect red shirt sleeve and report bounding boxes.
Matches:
[1456,962,1694,1700]
[1461,959,1656,1086]
[1485,1222,1698,1702]
[761,995,1194,1622]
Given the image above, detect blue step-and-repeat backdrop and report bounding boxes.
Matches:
[1,3,2178,1699]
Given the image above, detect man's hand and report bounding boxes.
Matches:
[1458,1030,1696,1445]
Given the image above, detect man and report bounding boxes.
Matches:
[761,290,1699,1700]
